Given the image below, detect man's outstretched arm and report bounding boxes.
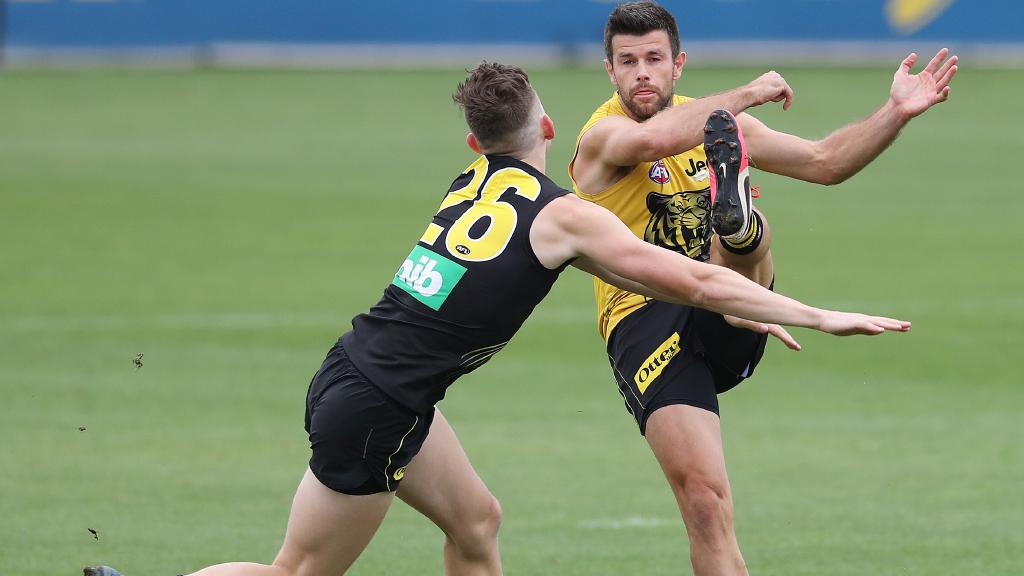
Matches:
[570,254,803,349]
[742,48,958,185]
[532,196,910,340]
[578,72,794,170]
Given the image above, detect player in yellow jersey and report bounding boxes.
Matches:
[87,62,912,576]
[569,2,957,575]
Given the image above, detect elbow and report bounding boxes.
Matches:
[818,166,849,186]
[811,147,850,186]
[654,257,715,308]
[668,270,711,309]
[688,283,712,310]
[802,157,845,186]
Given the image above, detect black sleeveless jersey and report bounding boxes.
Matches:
[341,154,572,412]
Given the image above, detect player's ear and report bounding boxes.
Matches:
[673,51,687,80]
[466,132,482,154]
[604,58,617,86]
[540,114,555,142]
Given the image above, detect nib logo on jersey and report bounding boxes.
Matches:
[392,245,467,311]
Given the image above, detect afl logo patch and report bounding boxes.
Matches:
[649,160,670,184]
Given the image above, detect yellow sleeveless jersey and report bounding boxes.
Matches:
[569,93,714,341]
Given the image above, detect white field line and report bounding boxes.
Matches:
[1,307,597,333]
[580,515,679,529]
[3,311,342,332]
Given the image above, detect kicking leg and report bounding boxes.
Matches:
[397,409,503,576]
[645,405,747,576]
[710,207,773,288]
[186,467,394,576]
[705,109,773,289]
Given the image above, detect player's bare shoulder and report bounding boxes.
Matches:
[572,115,640,196]
[530,194,594,269]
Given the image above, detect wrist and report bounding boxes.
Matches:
[808,306,827,331]
[739,84,758,110]
[884,97,915,124]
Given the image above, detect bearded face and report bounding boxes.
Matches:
[618,82,674,121]
[606,30,682,121]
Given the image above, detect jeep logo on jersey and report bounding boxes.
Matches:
[392,245,467,311]
[685,157,708,179]
[634,332,682,394]
[648,160,670,184]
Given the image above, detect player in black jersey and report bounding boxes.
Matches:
[88,63,910,576]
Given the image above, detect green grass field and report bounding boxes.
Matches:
[2,64,1022,575]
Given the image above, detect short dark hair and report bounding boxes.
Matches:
[604,1,680,62]
[453,61,537,152]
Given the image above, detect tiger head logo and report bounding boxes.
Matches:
[644,189,712,260]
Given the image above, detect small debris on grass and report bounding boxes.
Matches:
[78,426,87,432]
[88,528,99,540]
[134,352,144,370]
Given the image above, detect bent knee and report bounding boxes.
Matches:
[675,477,734,531]
[468,494,503,540]
[448,494,502,551]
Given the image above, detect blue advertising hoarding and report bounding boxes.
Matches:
[3,0,1021,64]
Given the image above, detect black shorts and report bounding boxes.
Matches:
[607,298,769,434]
[304,344,434,495]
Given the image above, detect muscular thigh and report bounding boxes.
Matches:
[644,403,727,484]
[396,410,495,531]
